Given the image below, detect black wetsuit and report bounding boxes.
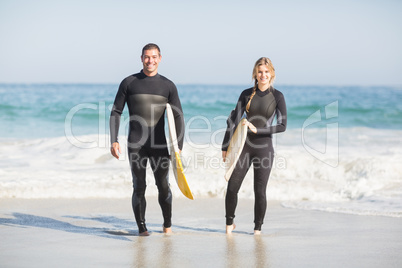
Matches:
[222,87,287,231]
[110,70,184,233]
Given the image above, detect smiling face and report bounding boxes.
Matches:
[141,48,161,76]
[252,57,275,89]
[256,65,272,88]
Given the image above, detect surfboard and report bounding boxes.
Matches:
[166,103,194,200]
[224,118,248,181]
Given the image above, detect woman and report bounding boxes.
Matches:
[222,57,287,235]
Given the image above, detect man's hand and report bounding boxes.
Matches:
[111,142,121,159]
[222,151,227,162]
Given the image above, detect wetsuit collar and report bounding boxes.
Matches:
[140,69,159,78]
[256,86,273,96]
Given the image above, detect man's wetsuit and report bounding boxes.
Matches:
[110,70,184,233]
[222,87,287,231]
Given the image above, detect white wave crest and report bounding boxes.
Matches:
[1,128,401,217]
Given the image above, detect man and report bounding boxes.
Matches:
[110,43,184,236]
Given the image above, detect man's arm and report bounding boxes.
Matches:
[110,80,127,159]
[168,84,185,151]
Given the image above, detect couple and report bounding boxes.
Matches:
[110,43,287,236]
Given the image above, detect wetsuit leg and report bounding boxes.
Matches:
[252,139,274,231]
[148,147,172,228]
[128,147,148,233]
[225,144,252,225]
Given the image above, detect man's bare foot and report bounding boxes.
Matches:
[139,231,150,236]
[254,230,261,235]
[226,224,236,234]
[163,226,172,234]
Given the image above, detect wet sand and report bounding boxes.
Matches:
[1,197,401,267]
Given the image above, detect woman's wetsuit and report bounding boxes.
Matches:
[222,87,287,231]
[110,70,184,233]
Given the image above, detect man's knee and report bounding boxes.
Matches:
[134,186,146,197]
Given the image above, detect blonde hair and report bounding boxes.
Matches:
[246,57,276,112]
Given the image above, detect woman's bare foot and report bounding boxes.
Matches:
[163,226,172,234]
[254,230,261,235]
[139,231,150,236]
[226,224,236,234]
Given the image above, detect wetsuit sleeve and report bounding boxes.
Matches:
[222,92,247,151]
[110,80,127,144]
[168,84,185,150]
[251,92,287,136]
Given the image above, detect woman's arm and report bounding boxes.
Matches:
[221,90,249,151]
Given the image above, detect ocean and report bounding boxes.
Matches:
[1,83,401,218]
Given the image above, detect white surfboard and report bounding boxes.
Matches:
[166,103,194,200]
[225,118,248,181]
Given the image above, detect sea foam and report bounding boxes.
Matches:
[1,128,401,217]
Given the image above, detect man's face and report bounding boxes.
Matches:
[141,49,161,76]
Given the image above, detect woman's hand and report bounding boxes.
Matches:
[243,120,257,133]
[222,151,227,162]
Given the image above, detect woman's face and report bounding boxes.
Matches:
[256,65,271,87]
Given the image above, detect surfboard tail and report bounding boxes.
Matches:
[174,152,194,200]
[166,103,194,200]
[224,118,248,182]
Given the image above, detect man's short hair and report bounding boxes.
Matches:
[142,43,161,56]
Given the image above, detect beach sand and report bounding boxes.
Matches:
[1,197,401,268]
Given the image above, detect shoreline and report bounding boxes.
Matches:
[1,197,401,267]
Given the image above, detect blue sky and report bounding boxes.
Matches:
[0,0,401,85]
